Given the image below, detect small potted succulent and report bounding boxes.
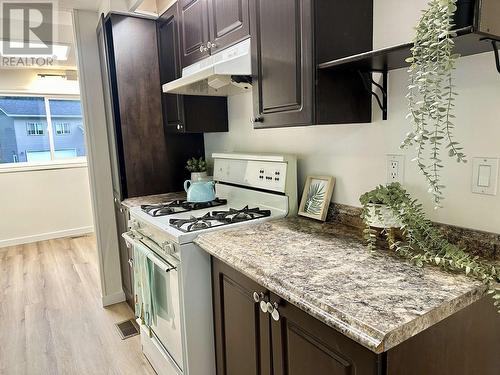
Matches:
[185,157,208,181]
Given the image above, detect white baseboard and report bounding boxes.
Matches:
[0,226,95,249]
[101,290,126,307]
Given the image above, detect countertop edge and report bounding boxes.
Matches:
[194,232,487,354]
[195,235,387,353]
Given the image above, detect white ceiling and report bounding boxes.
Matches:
[58,0,102,11]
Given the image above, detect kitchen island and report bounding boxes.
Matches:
[195,217,500,375]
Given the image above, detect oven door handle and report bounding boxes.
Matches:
[122,232,177,273]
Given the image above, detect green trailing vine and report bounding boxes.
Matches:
[402,0,466,207]
[360,183,500,312]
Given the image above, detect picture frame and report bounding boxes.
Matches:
[298,176,335,221]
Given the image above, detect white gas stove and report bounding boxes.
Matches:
[123,153,297,375]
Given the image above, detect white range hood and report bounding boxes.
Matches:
[162,38,252,96]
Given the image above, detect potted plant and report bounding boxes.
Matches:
[185,157,208,181]
[402,0,473,207]
[360,183,500,312]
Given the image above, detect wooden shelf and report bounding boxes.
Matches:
[318,27,496,72]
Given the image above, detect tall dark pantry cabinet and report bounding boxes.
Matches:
[97,13,205,306]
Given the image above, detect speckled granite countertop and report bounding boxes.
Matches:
[194,217,487,353]
[121,192,186,209]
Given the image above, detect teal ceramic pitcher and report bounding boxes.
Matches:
[184,179,216,203]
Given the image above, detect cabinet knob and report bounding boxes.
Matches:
[253,291,265,303]
[207,41,216,49]
[199,45,204,53]
[253,292,260,303]
[271,307,280,321]
[128,258,133,267]
[260,300,268,313]
[252,117,264,124]
[266,302,280,321]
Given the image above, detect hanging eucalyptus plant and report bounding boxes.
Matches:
[402,0,466,207]
[360,183,500,313]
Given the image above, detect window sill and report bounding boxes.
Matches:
[0,158,88,174]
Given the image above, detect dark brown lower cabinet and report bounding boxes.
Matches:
[212,258,377,375]
[212,257,500,375]
[212,257,272,375]
[269,293,380,375]
[114,198,133,308]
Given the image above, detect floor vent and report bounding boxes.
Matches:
[115,319,140,340]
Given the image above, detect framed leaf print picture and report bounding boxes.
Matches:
[298,176,335,221]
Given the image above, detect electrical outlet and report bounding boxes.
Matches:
[386,154,405,184]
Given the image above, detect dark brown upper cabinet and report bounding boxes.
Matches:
[97,13,205,198]
[179,0,250,68]
[158,2,229,133]
[207,0,250,54]
[180,0,210,67]
[250,0,374,128]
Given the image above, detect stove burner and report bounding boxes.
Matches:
[169,206,272,233]
[141,198,227,217]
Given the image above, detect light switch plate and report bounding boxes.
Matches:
[472,157,499,195]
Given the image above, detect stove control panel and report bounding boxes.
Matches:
[214,158,287,193]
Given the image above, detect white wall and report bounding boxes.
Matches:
[73,9,124,306]
[205,1,500,234]
[0,69,94,248]
[0,165,94,247]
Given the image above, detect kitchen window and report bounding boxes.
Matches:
[26,122,45,136]
[0,95,86,167]
[55,122,71,135]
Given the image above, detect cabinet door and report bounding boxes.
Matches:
[97,16,124,199]
[212,258,272,375]
[269,293,380,375]
[158,3,186,133]
[180,0,210,67]
[158,4,229,134]
[114,199,133,308]
[109,14,170,198]
[250,0,313,128]
[207,0,250,53]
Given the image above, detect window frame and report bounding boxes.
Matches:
[0,93,87,172]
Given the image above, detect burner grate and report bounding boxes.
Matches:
[142,198,227,217]
[169,206,271,233]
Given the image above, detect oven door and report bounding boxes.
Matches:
[123,232,184,372]
[150,255,183,372]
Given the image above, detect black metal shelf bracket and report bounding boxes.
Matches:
[480,38,500,74]
[357,70,388,120]
[492,40,500,74]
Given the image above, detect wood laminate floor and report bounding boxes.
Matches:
[0,235,155,375]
